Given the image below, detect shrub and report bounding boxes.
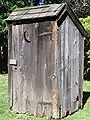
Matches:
[80,16,90,80]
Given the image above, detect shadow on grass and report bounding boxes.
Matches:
[83,91,90,107]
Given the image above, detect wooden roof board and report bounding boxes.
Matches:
[7,15,15,21]
[21,14,35,20]
[38,11,53,18]
[10,10,27,16]
[27,8,42,14]
[13,5,50,12]
[12,15,24,20]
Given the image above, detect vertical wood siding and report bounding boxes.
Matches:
[8,24,13,107]
[57,16,84,117]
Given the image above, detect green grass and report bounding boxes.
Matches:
[0,74,90,120]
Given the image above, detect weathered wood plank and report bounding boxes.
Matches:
[74,28,79,111]
[56,22,61,118]
[67,16,71,114]
[22,23,37,114]
[37,21,53,118]
[68,18,73,114]
[8,24,13,108]
[70,18,77,113]
[18,24,25,113]
[67,16,82,114]
[12,25,19,112]
[79,33,84,108]
[60,19,66,117]
[51,21,60,119]
[71,27,79,112]
[65,16,70,115]
[60,16,71,117]
[62,18,67,117]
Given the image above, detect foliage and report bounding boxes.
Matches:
[80,16,90,31]
[0,74,90,120]
[80,16,90,80]
[41,0,90,18]
[0,30,8,74]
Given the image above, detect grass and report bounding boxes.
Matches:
[0,74,90,120]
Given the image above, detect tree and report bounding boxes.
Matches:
[80,17,90,80]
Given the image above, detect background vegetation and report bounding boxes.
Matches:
[80,17,90,80]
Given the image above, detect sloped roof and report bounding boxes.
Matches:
[6,3,87,37]
[6,3,65,22]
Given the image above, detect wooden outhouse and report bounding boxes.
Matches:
[6,3,87,118]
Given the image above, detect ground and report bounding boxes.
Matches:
[0,74,90,120]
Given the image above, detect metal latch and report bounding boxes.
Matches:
[9,59,17,66]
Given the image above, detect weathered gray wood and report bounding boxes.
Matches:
[8,24,13,108]
[69,17,79,114]
[18,24,25,113]
[65,16,70,115]
[10,21,55,118]
[56,22,61,118]
[67,16,71,114]
[69,16,74,114]
[12,25,19,112]
[57,16,84,117]
[74,27,80,111]
[79,33,84,108]
[37,21,53,118]
[60,19,65,117]
[81,36,84,108]
[71,27,79,112]
[59,16,70,117]
[66,16,82,114]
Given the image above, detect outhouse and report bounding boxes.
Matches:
[6,3,87,118]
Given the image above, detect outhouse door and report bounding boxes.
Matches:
[9,23,39,112]
[9,22,53,116]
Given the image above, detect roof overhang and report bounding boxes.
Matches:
[6,3,87,38]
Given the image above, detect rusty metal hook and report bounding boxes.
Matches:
[24,30,31,43]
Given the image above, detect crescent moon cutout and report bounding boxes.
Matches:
[24,30,31,43]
